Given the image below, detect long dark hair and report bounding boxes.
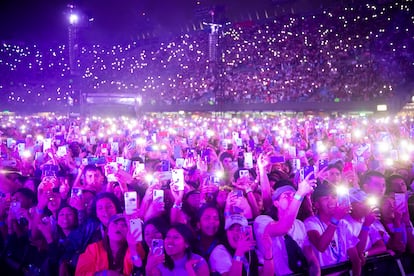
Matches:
[142,216,169,253]
[102,220,128,273]
[90,192,123,223]
[194,204,225,261]
[164,223,195,270]
[55,204,79,239]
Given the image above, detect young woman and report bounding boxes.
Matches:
[75,214,142,276]
[37,205,80,275]
[145,223,210,276]
[193,204,224,262]
[61,192,123,274]
[209,214,260,276]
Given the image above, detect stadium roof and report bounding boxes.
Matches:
[0,0,366,44]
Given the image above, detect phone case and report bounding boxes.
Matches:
[124,191,138,215]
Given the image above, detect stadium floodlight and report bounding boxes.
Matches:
[69,13,79,25]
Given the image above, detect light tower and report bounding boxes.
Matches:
[67,3,81,114]
[203,11,225,110]
[68,4,80,76]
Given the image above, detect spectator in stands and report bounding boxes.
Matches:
[343,188,387,260]
[209,214,261,275]
[305,182,362,276]
[75,214,143,275]
[361,171,386,197]
[254,181,320,276]
[147,223,210,276]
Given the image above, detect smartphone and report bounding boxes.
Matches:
[124,191,138,215]
[239,169,250,179]
[87,156,107,165]
[105,162,119,182]
[153,189,164,202]
[171,169,185,191]
[173,145,182,159]
[129,218,143,242]
[395,193,407,213]
[292,158,301,172]
[270,156,285,164]
[132,161,145,177]
[151,239,164,255]
[318,159,329,172]
[11,201,21,217]
[300,166,315,181]
[71,188,83,198]
[336,186,350,208]
[232,190,244,214]
[242,225,254,241]
[160,160,170,172]
[243,152,253,169]
[209,175,220,186]
[56,145,67,157]
[175,158,185,168]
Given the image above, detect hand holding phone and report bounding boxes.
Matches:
[124,191,138,215]
[151,239,164,255]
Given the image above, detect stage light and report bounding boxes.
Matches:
[69,13,79,25]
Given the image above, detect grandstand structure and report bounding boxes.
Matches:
[0,0,413,115]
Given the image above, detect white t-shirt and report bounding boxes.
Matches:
[304,216,358,267]
[209,244,249,274]
[254,215,309,276]
[342,214,382,251]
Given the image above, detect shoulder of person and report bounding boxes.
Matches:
[254,214,274,225]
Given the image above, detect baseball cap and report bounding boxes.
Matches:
[108,214,126,225]
[349,188,367,203]
[271,185,296,201]
[311,182,334,202]
[224,214,248,230]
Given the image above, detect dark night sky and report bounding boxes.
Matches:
[0,0,336,44]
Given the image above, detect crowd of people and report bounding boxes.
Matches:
[1,112,414,275]
[1,1,413,108]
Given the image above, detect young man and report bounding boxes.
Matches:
[343,188,387,260]
[361,171,386,197]
[305,182,362,276]
[254,177,320,276]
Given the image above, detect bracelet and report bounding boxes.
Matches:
[173,202,182,209]
[394,227,403,233]
[224,211,232,217]
[330,217,339,226]
[36,208,44,214]
[361,226,370,232]
[245,188,253,194]
[264,256,273,261]
[294,193,304,202]
[233,255,244,262]
[131,255,141,261]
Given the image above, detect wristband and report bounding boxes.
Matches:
[264,256,273,261]
[36,208,44,215]
[233,255,244,262]
[0,221,5,227]
[394,227,403,233]
[361,226,370,232]
[245,188,253,194]
[131,255,141,261]
[224,211,232,217]
[330,217,339,226]
[293,193,304,202]
[102,270,108,276]
[173,202,182,209]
